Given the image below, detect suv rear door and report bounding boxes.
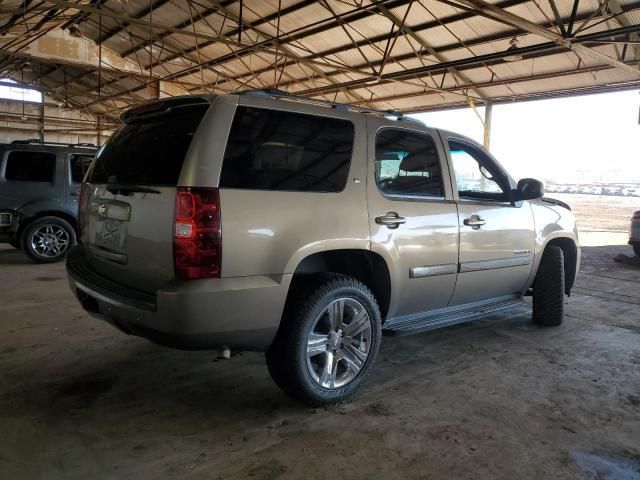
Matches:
[81,98,210,292]
[366,118,459,319]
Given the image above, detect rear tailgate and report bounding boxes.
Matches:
[80,98,210,292]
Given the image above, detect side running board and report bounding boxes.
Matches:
[382,295,526,337]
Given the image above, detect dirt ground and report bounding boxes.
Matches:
[1,196,640,479]
[551,193,638,234]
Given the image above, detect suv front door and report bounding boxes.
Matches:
[443,136,535,305]
[367,120,459,319]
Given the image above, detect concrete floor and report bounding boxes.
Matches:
[1,244,639,480]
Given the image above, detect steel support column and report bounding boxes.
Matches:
[483,102,493,150]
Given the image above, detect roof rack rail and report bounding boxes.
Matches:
[239,88,424,125]
[10,139,97,148]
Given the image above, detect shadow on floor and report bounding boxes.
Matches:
[0,245,33,265]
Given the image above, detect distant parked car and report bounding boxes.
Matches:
[0,140,97,262]
[630,210,640,256]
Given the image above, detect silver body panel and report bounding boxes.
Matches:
[67,93,580,351]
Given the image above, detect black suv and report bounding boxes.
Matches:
[0,140,97,262]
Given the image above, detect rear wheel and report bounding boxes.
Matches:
[266,275,382,406]
[23,216,76,263]
[532,246,565,327]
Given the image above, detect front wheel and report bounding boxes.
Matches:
[532,246,565,327]
[266,275,382,406]
[22,216,76,263]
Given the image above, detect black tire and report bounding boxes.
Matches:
[266,274,382,406]
[22,216,76,263]
[532,246,565,326]
[634,244,640,257]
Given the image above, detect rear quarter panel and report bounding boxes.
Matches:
[0,146,74,218]
[190,95,371,278]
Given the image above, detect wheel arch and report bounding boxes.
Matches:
[17,210,78,242]
[290,249,392,320]
[543,236,578,295]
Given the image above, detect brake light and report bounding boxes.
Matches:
[173,187,221,279]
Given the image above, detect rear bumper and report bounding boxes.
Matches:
[0,210,20,242]
[66,246,291,351]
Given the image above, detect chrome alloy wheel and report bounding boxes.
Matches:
[30,224,70,258]
[306,298,372,389]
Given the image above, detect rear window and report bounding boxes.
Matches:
[89,104,208,185]
[70,154,95,183]
[220,106,354,192]
[4,151,56,182]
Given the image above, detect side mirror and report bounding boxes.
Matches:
[513,178,544,201]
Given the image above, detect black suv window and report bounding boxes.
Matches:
[4,151,56,182]
[375,129,443,197]
[220,107,354,192]
[89,104,208,185]
[70,154,95,183]
[448,139,509,202]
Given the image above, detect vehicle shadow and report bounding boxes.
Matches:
[0,245,33,265]
[579,244,639,273]
[14,341,302,429]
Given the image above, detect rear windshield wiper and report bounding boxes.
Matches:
[106,184,161,196]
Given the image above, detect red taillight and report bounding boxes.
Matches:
[633,210,640,221]
[173,187,221,280]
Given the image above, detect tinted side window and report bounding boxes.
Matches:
[220,107,354,192]
[4,151,56,182]
[448,140,508,201]
[375,129,443,197]
[70,154,95,183]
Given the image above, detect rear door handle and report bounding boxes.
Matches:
[463,215,486,229]
[375,212,406,229]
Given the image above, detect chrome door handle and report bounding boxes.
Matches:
[375,212,406,229]
[463,215,486,229]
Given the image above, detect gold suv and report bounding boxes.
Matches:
[66,90,580,405]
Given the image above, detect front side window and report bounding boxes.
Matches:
[375,129,443,197]
[220,107,354,192]
[70,154,95,183]
[4,151,56,182]
[449,140,508,201]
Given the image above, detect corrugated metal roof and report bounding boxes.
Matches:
[0,0,637,121]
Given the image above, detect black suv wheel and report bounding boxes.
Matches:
[532,246,565,327]
[22,216,76,263]
[266,274,382,406]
